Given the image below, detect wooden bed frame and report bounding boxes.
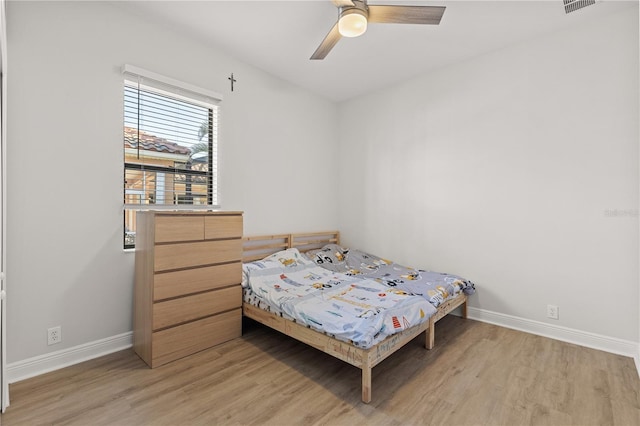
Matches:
[241,231,468,403]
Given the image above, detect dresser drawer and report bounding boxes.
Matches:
[154,239,241,272]
[151,309,241,367]
[153,262,241,301]
[204,214,242,240]
[153,286,242,330]
[155,216,204,243]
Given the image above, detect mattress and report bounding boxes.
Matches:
[242,248,436,349]
[305,244,476,308]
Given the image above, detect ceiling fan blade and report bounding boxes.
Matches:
[311,22,342,60]
[332,0,355,6]
[368,5,445,25]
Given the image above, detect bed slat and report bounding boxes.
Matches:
[242,234,290,263]
[290,231,340,252]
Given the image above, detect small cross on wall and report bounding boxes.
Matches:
[228,73,237,92]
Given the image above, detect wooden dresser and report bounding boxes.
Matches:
[133,211,243,368]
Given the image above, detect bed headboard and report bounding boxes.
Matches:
[242,231,339,263]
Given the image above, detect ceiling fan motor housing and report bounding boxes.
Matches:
[339,6,369,37]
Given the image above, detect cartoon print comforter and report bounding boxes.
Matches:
[305,244,476,308]
[242,248,436,349]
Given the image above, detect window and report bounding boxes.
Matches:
[123,65,222,249]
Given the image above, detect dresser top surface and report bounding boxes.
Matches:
[138,210,243,216]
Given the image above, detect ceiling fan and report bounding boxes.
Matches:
[311,0,446,60]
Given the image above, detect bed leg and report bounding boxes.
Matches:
[461,300,468,319]
[426,318,435,350]
[362,367,372,403]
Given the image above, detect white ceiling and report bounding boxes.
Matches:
[119,0,638,102]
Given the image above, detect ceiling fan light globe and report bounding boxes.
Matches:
[338,9,367,37]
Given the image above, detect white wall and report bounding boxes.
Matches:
[6,1,337,363]
[337,8,639,342]
[5,0,639,370]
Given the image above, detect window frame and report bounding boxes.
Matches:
[122,65,223,249]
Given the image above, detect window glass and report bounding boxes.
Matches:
[123,78,219,249]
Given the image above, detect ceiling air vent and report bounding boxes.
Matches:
[563,0,596,14]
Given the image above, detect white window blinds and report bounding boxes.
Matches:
[122,65,222,248]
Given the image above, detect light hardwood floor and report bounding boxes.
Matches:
[2,316,639,425]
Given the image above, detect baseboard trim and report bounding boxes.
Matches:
[467,307,638,360]
[6,311,640,383]
[7,332,133,383]
[635,344,640,379]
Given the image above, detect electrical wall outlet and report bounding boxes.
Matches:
[547,305,559,320]
[47,326,62,345]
